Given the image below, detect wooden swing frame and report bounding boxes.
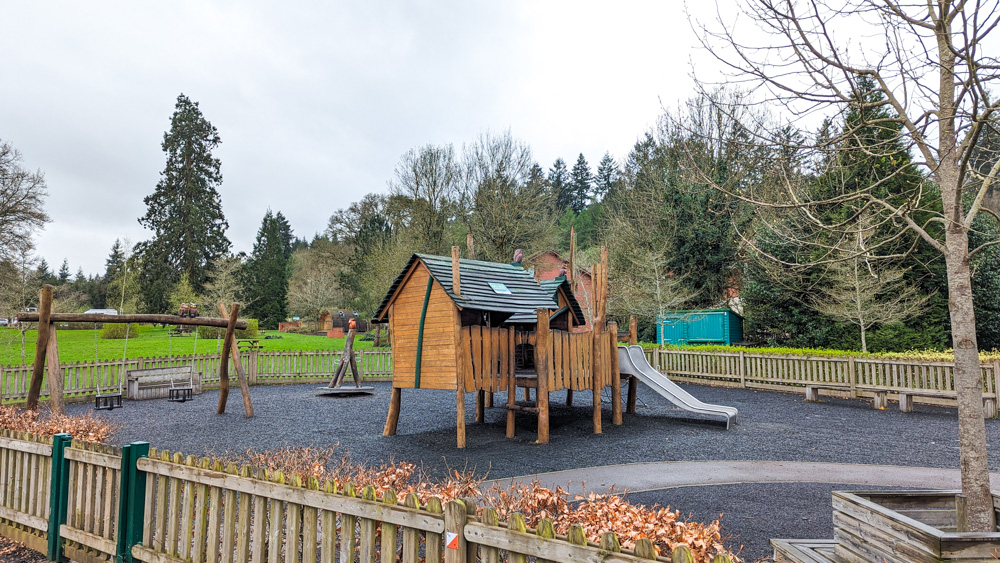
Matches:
[17,286,255,418]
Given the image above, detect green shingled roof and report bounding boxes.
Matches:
[505,276,585,325]
[373,253,575,322]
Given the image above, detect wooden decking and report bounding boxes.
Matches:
[770,539,838,562]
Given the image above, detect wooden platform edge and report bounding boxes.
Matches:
[770,538,838,563]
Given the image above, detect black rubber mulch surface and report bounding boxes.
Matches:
[64,381,1000,562]
[0,536,46,563]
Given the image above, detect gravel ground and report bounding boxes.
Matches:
[63,381,1000,562]
[0,536,46,563]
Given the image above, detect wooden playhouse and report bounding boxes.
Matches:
[376,248,623,448]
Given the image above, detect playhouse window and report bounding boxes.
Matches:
[488,282,512,294]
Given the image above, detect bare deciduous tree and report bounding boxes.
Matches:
[462,130,557,262]
[390,144,462,255]
[696,0,1000,529]
[0,140,49,263]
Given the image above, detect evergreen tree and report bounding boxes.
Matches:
[548,158,572,212]
[57,259,70,285]
[137,93,230,312]
[34,259,54,286]
[275,211,295,259]
[569,153,593,213]
[243,210,290,330]
[594,152,621,201]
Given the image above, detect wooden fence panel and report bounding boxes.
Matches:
[60,441,122,560]
[0,430,52,556]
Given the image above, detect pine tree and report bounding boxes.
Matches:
[34,259,54,286]
[243,210,290,330]
[548,158,572,212]
[594,152,621,201]
[137,93,230,312]
[275,211,294,259]
[57,259,70,284]
[569,153,593,213]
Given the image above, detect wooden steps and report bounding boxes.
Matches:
[770,539,839,562]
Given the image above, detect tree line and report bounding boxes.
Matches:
[2,86,999,348]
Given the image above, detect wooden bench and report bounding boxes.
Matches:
[856,385,998,417]
[126,366,201,401]
[804,383,853,402]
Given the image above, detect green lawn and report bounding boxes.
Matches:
[0,326,374,367]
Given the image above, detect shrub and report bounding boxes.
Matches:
[100,323,138,339]
[0,406,120,443]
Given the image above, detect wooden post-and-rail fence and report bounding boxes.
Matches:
[0,349,394,405]
[0,428,728,563]
[646,347,1000,416]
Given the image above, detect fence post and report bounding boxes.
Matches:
[46,433,72,562]
[250,349,259,385]
[848,357,857,398]
[444,500,468,563]
[116,441,150,563]
[738,350,746,388]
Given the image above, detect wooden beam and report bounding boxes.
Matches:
[536,308,550,444]
[454,306,466,449]
[506,328,516,438]
[218,303,254,418]
[26,285,53,411]
[383,387,401,436]
[591,262,603,434]
[609,321,621,425]
[568,227,576,285]
[16,313,247,329]
[629,316,638,346]
[217,304,240,415]
[452,246,461,297]
[45,324,65,416]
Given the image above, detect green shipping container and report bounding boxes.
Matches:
[656,309,743,346]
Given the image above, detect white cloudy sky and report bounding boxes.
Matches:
[2,1,724,275]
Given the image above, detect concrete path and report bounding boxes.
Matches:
[485,460,1000,496]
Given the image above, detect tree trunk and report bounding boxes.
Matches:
[945,230,994,532]
[860,324,867,354]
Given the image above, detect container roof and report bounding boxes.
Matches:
[374,254,580,322]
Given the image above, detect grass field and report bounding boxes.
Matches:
[0,326,376,367]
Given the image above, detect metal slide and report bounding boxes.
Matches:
[617,345,738,429]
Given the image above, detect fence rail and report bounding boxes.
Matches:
[0,349,394,404]
[647,347,1000,408]
[0,430,726,563]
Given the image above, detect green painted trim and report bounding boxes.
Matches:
[116,442,150,563]
[47,433,71,561]
[414,276,434,389]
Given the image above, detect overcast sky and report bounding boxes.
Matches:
[2,1,722,276]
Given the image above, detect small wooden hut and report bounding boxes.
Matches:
[376,248,622,448]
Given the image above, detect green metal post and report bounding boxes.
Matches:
[47,433,71,562]
[116,442,149,563]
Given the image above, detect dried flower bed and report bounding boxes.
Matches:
[214,446,737,562]
[0,406,120,443]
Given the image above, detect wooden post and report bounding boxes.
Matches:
[217,304,239,414]
[848,356,857,398]
[738,350,746,388]
[609,321,622,425]
[475,390,485,423]
[506,329,516,438]
[591,255,607,434]
[26,284,53,411]
[454,307,466,449]
[535,309,550,444]
[45,324,65,416]
[444,501,468,563]
[628,316,637,346]
[568,227,576,285]
[218,303,254,417]
[383,387,401,436]
[452,246,461,297]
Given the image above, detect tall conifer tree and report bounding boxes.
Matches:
[569,153,593,213]
[137,93,230,312]
[243,210,290,330]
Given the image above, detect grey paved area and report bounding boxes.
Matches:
[63,380,1000,562]
[486,460,1000,497]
